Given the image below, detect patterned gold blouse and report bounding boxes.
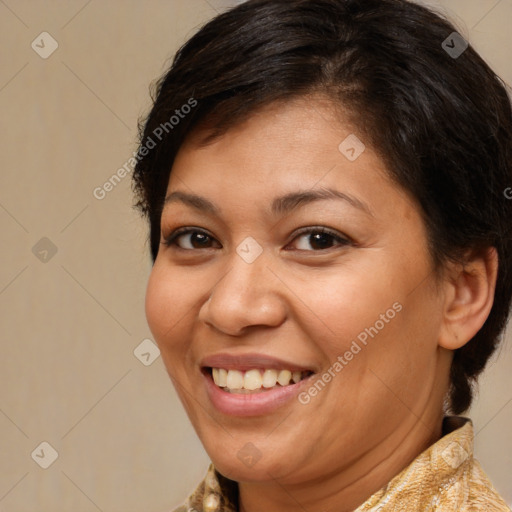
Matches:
[171,416,510,512]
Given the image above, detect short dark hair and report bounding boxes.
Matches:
[132,0,512,414]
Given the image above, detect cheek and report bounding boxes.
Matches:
[144,262,194,345]
[145,264,197,384]
[296,266,398,345]
[348,278,444,405]
[302,255,441,373]
[145,267,168,341]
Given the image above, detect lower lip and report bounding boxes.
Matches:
[202,370,313,417]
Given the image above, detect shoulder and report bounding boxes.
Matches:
[460,459,511,511]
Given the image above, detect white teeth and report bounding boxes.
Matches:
[212,368,228,387]
[210,367,310,392]
[262,369,278,388]
[226,369,244,389]
[218,368,227,387]
[244,369,263,390]
[277,370,292,386]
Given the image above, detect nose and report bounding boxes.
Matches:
[198,250,287,336]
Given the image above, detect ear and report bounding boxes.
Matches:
[438,247,498,350]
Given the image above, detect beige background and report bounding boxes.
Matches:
[0,0,511,511]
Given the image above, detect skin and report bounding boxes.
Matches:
[145,96,497,512]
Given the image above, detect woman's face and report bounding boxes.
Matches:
[146,97,451,484]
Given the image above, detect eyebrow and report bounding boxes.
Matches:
[164,190,219,214]
[163,187,373,217]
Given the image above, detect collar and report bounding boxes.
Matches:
[179,416,507,512]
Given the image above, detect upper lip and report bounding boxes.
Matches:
[200,353,316,373]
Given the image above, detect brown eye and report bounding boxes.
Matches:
[290,228,351,251]
[163,229,221,250]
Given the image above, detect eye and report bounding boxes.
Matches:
[287,227,351,251]
[162,228,221,250]
[162,226,351,252]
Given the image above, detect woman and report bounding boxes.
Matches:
[132,0,512,510]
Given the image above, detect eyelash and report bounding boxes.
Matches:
[161,226,352,252]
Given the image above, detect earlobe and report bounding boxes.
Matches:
[438,247,498,351]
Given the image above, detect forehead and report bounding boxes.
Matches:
[171,97,380,183]
[165,97,418,224]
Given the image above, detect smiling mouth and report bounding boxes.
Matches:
[203,367,315,394]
